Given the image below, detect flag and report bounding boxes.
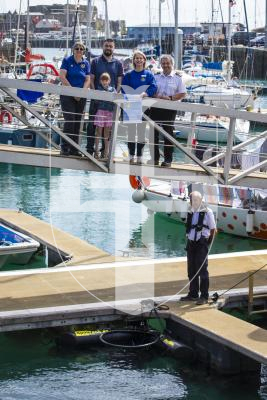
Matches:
[229,0,236,6]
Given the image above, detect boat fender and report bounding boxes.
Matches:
[57,329,110,348]
[0,110,12,124]
[180,211,188,221]
[129,175,150,190]
[132,189,145,203]
[159,335,195,361]
[246,209,255,234]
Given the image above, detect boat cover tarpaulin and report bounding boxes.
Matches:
[203,62,223,70]
[17,79,44,103]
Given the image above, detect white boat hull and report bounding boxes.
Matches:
[0,223,40,268]
[142,191,267,240]
[187,86,254,108]
[175,116,250,143]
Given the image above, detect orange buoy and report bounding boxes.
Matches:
[129,175,150,189]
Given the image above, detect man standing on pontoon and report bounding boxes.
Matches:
[180,191,216,305]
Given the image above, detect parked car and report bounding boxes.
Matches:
[232,31,256,46]
[250,35,265,47]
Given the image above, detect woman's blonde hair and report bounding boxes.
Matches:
[132,50,147,69]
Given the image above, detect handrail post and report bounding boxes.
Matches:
[223,117,236,184]
[186,112,196,164]
[248,270,254,315]
[108,104,120,172]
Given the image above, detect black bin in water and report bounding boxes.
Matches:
[100,329,160,349]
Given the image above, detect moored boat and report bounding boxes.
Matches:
[130,177,267,241]
[0,223,40,268]
[175,113,250,143]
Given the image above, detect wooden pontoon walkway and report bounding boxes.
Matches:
[0,209,116,266]
[0,215,266,364]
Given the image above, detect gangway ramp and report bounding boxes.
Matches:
[0,78,266,188]
[0,144,267,189]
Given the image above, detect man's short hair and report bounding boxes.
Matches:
[104,38,115,43]
[160,54,174,65]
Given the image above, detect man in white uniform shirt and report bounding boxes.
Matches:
[180,191,216,305]
[148,55,186,167]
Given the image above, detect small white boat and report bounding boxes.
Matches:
[131,178,267,241]
[0,223,40,268]
[187,84,254,109]
[175,113,250,143]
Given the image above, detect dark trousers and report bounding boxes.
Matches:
[86,100,98,154]
[149,107,177,163]
[60,95,86,153]
[186,237,209,299]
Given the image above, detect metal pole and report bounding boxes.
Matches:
[227,1,232,82]
[14,0,22,67]
[174,0,179,68]
[255,0,257,30]
[248,271,254,315]
[159,0,162,55]
[66,0,69,54]
[211,0,214,62]
[223,117,236,184]
[26,0,30,48]
[243,0,249,47]
[104,0,110,38]
[149,0,151,41]
[86,0,92,57]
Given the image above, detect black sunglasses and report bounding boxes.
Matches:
[74,47,84,51]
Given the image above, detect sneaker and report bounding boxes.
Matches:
[180,294,199,302]
[147,159,159,166]
[161,161,172,168]
[129,156,135,165]
[196,297,208,305]
[136,156,143,165]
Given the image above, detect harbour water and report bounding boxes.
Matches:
[0,162,267,399]
[0,48,266,398]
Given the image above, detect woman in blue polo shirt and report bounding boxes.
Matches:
[59,42,90,156]
[122,50,157,164]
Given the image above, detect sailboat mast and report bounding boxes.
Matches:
[66,0,69,53]
[86,0,92,57]
[26,0,30,48]
[14,0,22,67]
[174,0,179,68]
[211,0,214,62]
[104,0,110,38]
[159,0,162,55]
[227,1,232,82]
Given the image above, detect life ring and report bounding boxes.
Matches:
[129,175,150,189]
[0,110,12,124]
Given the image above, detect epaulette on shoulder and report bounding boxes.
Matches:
[175,70,182,77]
[154,71,161,75]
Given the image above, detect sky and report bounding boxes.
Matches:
[2,0,267,29]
